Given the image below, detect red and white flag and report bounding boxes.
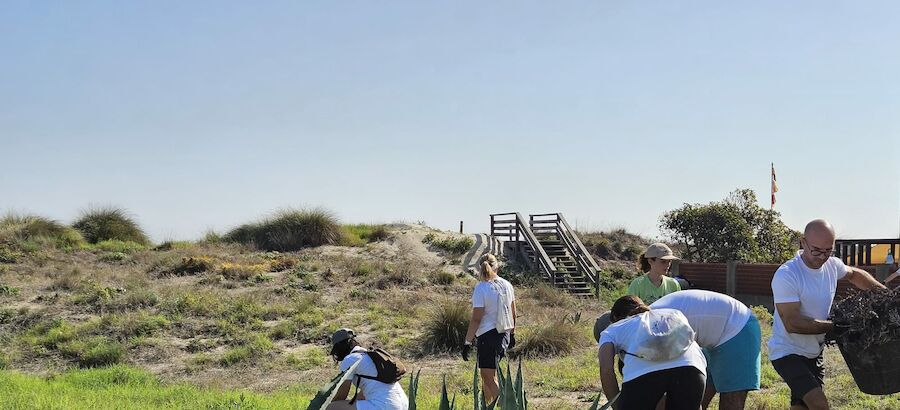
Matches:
[771,163,778,209]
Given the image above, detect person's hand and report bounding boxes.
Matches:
[507,333,516,351]
[461,342,471,361]
[825,323,851,343]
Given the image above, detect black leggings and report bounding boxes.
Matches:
[618,366,706,410]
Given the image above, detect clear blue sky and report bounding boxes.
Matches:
[2,1,899,241]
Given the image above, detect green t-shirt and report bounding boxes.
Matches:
[626,274,681,304]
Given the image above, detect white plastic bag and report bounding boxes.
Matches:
[622,309,694,361]
[492,280,514,333]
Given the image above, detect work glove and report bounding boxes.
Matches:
[461,343,471,361]
[507,333,516,351]
[825,323,851,343]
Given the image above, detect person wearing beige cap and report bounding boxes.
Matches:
[626,243,682,304]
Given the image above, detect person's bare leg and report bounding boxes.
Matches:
[701,379,716,409]
[800,387,829,410]
[480,368,499,404]
[718,391,747,410]
[326,401,355,410]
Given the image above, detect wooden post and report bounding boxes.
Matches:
[459,221,463,234]
[875,265,891,282]
[865,242,872,265]
[726,260,737,297]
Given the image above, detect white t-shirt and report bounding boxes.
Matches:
[598,310,707,383]
[768,254,848,360]
[471,277,516,337]
[650,289,752,348]
[339,346,409,410]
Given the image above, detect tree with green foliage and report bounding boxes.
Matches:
[659,189,800,263]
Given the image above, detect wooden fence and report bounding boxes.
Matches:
[673,262,895,299]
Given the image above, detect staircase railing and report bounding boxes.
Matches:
[490,212,556,281]
[529,213,600,289]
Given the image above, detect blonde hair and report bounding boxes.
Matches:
[479,253,500,280]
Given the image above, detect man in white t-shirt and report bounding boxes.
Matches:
[327,329,409,410]
[769,219,885,410]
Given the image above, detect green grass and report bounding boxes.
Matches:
[0,365,309,409]
[72,207,150,246]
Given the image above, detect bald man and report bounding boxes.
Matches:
[769,219,886,410]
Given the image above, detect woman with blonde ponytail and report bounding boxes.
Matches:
[462,253,516,405]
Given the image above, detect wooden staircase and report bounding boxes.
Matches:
[490,212,600,297]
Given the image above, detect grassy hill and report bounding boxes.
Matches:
[1,214,898,409]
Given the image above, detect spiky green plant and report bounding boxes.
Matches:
[305,361,359,410]
[438,375,456,410]
[408,369,421,410]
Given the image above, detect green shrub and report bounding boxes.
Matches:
[72,207,150,245]
[103,312,169,339]
[58,336,125,368]
[513,318,586,358]
[0,213,85,250]
[422,300,469,353]
[165,256,215,276]
[352,260,375,276]
[99,252,130,263]
[224,208,342,251]
[48,268,83,291]
[267,321,296,341]
[371,263,422,289]
[0,284,21,296]
[267,256,298,272]
[428,236,474,255]
[152,241,194,251]
[108,287,159,311]
[94,239,147,253]
[342,224,390,246]
[286,348,327,371]
[161,291,225,318]
[202,230,223,244]
[430,270,456,286]
[0,248,24,263]
[37,321,77,349]
[220,333,273,366]
[217,263,267,281]
[528,283,573,308]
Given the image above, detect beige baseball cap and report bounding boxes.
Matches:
[645,243,679,260]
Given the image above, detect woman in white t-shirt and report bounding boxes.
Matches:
[463,253,516,405]
[598,295,707,410]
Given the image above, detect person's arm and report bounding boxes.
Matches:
[775,302,832,334]
[465,307,485,343]
[598,342,620,407]
[844,266,887,290]
[333,380,352,401]
[511,300,517,333]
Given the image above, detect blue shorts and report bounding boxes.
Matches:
[703,315,761,393]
